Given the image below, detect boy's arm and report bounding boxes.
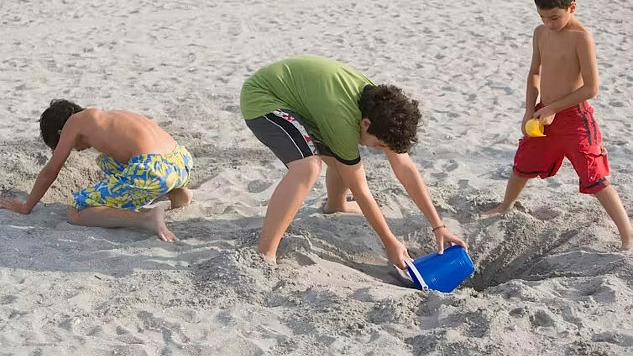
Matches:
[0,122,76,214]
[333,160,411,269]
[522,28,542,134]
[535,32,599,122]
[385,150,467,254]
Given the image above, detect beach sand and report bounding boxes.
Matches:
[1,0,632,354]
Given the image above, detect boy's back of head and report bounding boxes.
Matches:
[358,85,420,154]
[535,0,574,10]
[39,99,84,150]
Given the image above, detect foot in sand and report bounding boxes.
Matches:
[323,200,363,215]
[145,207,179,242]
[257,249,278,264]
[479,204,511,219]
[621,231,633,251]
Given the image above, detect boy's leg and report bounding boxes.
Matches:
[321,156,363,214]
[480,173,530,218]
[167,187,193,209]
[258,156,322,261]
[594,186,633,250]
[67,206,179,242]
[483,130,562,218]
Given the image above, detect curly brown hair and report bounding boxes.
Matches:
[358,85,420,153]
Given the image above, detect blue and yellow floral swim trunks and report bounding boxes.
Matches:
[73,145,193,211]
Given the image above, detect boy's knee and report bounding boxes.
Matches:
[291,156,322,178]
[67,207,80,225]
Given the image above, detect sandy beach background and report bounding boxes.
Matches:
[1,0,632,354]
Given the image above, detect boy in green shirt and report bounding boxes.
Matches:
[241,56,467,269]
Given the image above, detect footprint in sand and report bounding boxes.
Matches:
[247,179,272,193]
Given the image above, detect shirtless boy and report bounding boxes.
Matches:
[240,55,467,269]
[0,100,193,242]
[482,0,633,250]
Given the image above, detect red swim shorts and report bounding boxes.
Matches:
[513,101,610,194]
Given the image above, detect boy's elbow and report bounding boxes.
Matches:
[584,81,599,98]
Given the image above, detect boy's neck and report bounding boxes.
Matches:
[564,16,585,33]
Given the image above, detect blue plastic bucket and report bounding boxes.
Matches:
[405,245,475,292]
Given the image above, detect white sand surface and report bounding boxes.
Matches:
[1,0,633,355]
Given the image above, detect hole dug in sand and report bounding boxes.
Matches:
[465,209,631,292]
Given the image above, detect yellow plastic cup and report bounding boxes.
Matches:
[525,118,546,137]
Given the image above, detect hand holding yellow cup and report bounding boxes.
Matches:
[525,118,546,137]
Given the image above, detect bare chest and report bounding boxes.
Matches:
[539,36,579,71]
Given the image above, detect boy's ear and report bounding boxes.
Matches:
[361,118,371,131]
[570,1,576,13]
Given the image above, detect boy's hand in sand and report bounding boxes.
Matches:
[0,198,29,214]
[434,227,468,254]
[385,240,412,270]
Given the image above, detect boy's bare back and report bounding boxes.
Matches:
[61,109,176,163]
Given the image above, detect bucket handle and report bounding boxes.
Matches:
[404,259,429,290]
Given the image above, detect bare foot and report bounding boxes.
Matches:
[479,204,511,219]
[323,200,363,214]
[145,207,179,242]
[168,187,192,209]
[257,249,277,263]
[621,232,633,251]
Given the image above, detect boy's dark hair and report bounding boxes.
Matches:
[358,85,420,153]
[534,0,574,9]
[39,99,84,150]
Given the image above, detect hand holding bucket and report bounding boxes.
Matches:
[405,245,475,293]
[525,118,546,137]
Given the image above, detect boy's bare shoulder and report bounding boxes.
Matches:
[532,25,547,45]
[63,108,101,132]
[71,108,101,121]
[564,28,595,56]
[533,24,546,37]
[571,27,594,44]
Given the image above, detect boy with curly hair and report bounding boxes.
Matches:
[240,55,467,269]
[0,100,193,242]
[481,0,633,250]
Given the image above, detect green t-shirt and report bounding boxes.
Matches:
[240,56,374,163]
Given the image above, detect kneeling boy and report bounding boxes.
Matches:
[0,100,193,242]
